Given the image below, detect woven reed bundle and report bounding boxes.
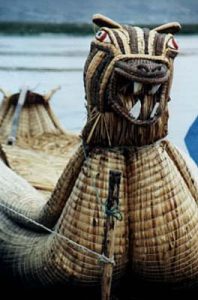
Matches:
[0,145,84,228]
[0,144,79,198]
[127,141,198,284]
[0,14,197,291]
[0,136,79,198]
[50,148,128,284]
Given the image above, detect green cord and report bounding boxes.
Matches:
[104,200,123,221]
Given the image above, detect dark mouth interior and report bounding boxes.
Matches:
[110,73,167,124]
[118,75,163,120]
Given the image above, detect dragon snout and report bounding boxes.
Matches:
[114,59,169,84]
[108,57,170,126]
[135,62,167,77]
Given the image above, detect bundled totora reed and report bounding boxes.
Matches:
[0,14,197,293]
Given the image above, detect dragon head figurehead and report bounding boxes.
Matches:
[82,14,181,147]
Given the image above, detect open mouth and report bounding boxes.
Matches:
[109,59,169,125]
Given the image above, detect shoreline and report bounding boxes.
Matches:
[0,22,198,35]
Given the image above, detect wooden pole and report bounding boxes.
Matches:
[101,170,121,300]
[7,85,29,145]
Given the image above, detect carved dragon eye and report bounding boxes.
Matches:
[95,30,111,43]
[167,37,179,50]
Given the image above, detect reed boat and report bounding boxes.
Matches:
[0,14,198,294]
[0,87,80,197]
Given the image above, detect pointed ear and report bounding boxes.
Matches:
[43,86,61,102]
[92,14,122,29]
[154,22,181,34]
[0,87,11,98]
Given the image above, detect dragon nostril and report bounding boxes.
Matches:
[152,66,162,73]
[137,65,149,73]
[136,64,164,74]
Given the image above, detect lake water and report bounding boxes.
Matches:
[0,34,197,154]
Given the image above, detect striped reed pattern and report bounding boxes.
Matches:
[82,15,179,147]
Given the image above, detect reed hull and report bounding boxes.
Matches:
[0,140,198,287]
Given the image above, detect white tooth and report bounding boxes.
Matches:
[134,82,143,94]
[149,84,161,95]
[129,100,141,119]
[150,102,159,118]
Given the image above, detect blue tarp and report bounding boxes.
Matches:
[185,116,198,165]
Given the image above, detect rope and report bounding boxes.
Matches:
[0,201,115,265]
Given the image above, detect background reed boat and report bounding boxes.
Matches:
[0,87,80,197]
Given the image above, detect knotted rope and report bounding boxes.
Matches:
[0,201,115,265]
